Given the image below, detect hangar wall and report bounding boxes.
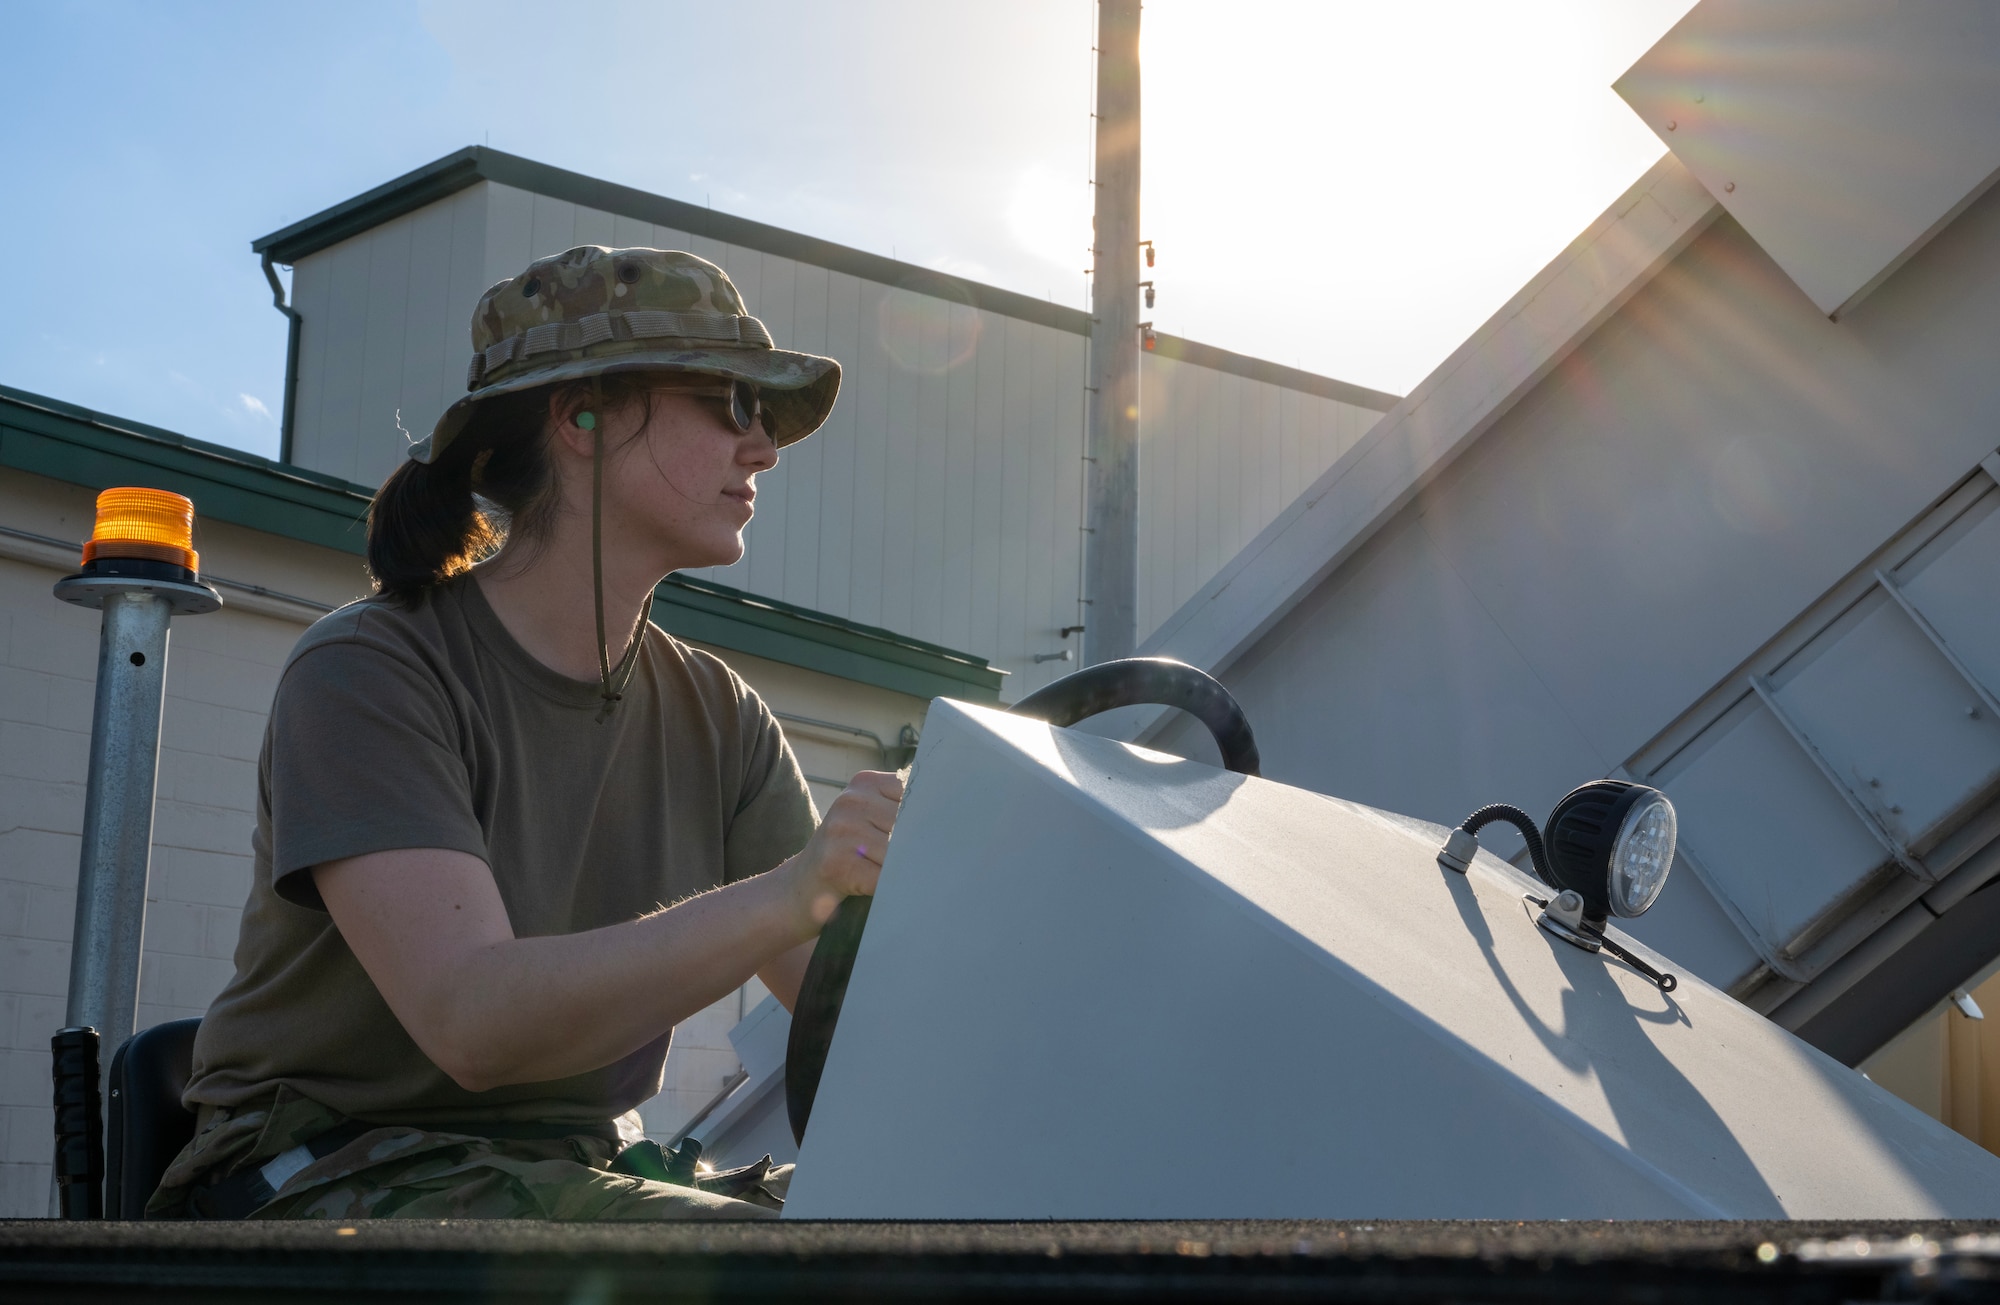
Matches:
[1136,343,1380,640]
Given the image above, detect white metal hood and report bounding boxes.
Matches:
[785,700,2000,1219]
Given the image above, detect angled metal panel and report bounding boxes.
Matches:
[1749,672,1933,881]
[1767,587,2000,858]
[1615,0,2000,317]
[1894,489,2000,704]
[1669,838,1812,984]
[1649,693,1889,947]
[1878,569,2000,722]
[1621,470,2000,1015]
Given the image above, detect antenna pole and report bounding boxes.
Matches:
[1083,0,1142,665]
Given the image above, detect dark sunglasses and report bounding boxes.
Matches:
[646,377,764,435]
[722,378,763,435]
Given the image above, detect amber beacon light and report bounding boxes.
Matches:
[79,487,201,576]
[49,487,220,1220]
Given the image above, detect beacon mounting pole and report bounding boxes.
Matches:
[49,489,219,1218]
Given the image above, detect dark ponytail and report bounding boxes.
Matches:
[368,437,494,603]
[366,374,661,603]
[367,387,555,602]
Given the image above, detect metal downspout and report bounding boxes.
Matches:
[261,253,302,465]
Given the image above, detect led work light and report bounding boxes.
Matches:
[1546,780,1676,919]
[1436,780,1679,991]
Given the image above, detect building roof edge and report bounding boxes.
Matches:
[252,146,1404,407]
[1148,333,1400,412]
[251,146,1090,338]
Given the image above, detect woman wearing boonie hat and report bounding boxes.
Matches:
[151,247,899,1220]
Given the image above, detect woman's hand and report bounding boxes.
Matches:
[781,770,905,936]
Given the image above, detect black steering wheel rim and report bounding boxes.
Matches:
[781,659,1259,1146]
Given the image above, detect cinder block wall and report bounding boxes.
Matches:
[0,556,100,1218]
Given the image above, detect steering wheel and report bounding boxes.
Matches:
[782,657,1261,1145]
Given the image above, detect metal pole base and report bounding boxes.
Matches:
[54,574,221,616]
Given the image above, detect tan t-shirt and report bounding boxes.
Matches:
[185,575,817,1126]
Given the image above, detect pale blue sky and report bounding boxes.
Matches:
[3,0,1694,464]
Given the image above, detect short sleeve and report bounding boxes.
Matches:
[266,640,488,909]
[723,696,819,884]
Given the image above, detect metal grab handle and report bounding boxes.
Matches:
[1008,658,1261,777]
[782,659,1261,1146]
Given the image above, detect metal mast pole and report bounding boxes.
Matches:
[49,490,219,1217]
[62,590,179,1048]
[1083,0,1142,666]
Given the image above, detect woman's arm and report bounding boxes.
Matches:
[756,939,817,1012]
[314,770,901,1092]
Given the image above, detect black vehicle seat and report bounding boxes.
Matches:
[106,1018,201,1219]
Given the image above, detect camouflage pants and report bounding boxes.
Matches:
[148,1086,786,1221]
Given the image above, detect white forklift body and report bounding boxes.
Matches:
[784,700,2000,1220]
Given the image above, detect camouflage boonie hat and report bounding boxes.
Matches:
[413,246,841,463]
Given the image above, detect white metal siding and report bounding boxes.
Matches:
[289,184,492,488]
[1136,351,1376,641]
[284,181,1386,698]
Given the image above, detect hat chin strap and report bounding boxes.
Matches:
[591,422,649,723]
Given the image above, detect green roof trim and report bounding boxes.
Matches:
[0,384,1002,703]
[657,575,1003,702]
[0,385,374,554]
